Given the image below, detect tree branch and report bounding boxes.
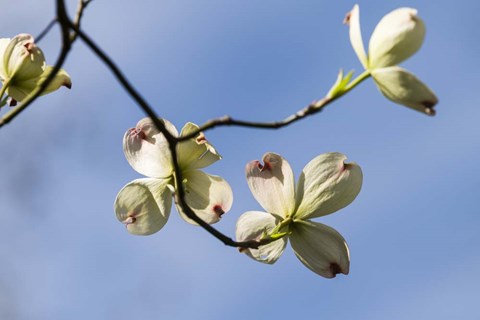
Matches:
[177,97,334,142]
[36,18,58,43]
[71,22,272,249]
[0,0,368,250]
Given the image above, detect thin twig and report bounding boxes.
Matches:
[36,18,58,43]
[177,71,372,141]
[71,0,93,42]
[177,97,334,142]
[67,25,171,138]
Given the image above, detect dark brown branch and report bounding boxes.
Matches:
[36,18,58,43]
[177,97,334,142]
[66,24,172,139]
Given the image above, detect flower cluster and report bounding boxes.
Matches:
[236,152,362,278]
[0,34,71,106]
[114,117,233,235]
[345,4,438,115]
[112,4,436,278]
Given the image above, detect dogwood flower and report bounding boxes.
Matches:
[0,34,71,106]
[236,152,362,278]
[115,117,233,235]
[345,5,438,115]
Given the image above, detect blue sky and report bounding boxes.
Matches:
[1,0,479,319]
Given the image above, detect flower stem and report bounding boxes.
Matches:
[344,70,370,93]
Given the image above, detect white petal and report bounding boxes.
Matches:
[368,8,425,69]
[245,153,295,218]
[0,38,11,80]
[290,220,350,278]
[37,66,72,93]
[123,118,178,178]
[176,170,233,225]
[177,122,221,170]
[345,4,368,69]
[372,66,438,115]
[114,178,173,236]
[236,211,287,264]
[7,66,72,102]
[295,152,363,220]
[5,85,30,102]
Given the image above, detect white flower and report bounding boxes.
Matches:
[114,117,233,235]
[0,34,71,105]
[346,4,438,115]
[236,152,362,278]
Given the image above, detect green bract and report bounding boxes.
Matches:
[236,152,362,278]
[115,118,233,235]
[346,4,438,115]
[0,34,71,105]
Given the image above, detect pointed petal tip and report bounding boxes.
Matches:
[328,262,349,278]
[343,11,352,26]
[63,80,72,89]
[343,4,359,26]
[8,98,17,107]
[213,204,225,218]
[422,99,438,116]
[122,216,136,225]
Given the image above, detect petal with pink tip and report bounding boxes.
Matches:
[346,5,368,69]
[295,152,362,220]
[290,220,350,278]
[177,122,221,170]
[372,66,438,115]
[123,118,178,178]
[114,178,173,236]
[246,153,295,218]
[176,170,233,225]
[368,7,425,69]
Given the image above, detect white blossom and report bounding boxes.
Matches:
[346,5,438,115]
[236,152,362,278]
[0,34,71,105]
[115,118,233,235]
